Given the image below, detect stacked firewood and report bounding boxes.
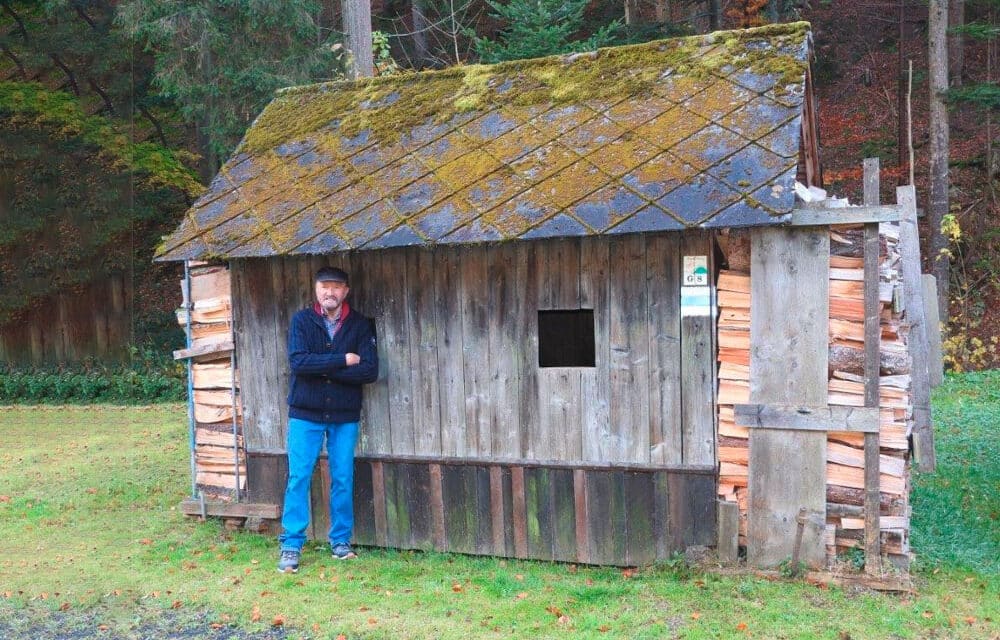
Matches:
[717,224,912,566]
[175,263,246,500]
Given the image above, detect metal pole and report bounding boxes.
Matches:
[184,261,197,497]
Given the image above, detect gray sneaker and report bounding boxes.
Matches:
[331,543,356,560]
[277,548,300,573]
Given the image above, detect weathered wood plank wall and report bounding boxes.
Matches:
[298,454,716,566]
[0,273,131,365]
[232,232,716,469]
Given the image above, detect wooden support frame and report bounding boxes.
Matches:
[180,498,280,519]
[734,405,879,433]
[789,205,902,226]
[862,158,882,574]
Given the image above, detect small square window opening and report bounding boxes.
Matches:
[538,310,595,368]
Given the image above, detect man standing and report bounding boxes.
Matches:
[278,266,378,572]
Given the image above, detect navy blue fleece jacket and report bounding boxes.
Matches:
[286,302,379,423]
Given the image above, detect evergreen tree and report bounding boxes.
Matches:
[471,0,622,64]
[116,0,347,168]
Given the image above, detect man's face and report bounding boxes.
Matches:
[315,280,349,315]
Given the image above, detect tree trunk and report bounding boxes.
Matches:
[948,0,964,87]
[897,2,907,183]
[342,0,374,79]
[928,0,951,321]
[411,0,430,69]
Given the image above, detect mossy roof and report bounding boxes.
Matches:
[156,22,812,261]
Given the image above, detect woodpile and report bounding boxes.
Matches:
[175,263,246,500]
[717,223,912,567]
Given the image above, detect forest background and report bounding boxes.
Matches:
[1,0,997,391]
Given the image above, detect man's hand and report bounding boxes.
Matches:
[345,353,361,366]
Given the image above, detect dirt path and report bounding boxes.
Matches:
[0,603,291,640]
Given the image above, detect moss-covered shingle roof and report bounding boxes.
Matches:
[157,22,812,261]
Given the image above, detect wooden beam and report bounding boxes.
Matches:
[789,205,901,227]
[862,158,882,575]
[897,185,936,471]
[735,405,879,433]
[179,498,279,519]
[173,340,235,361]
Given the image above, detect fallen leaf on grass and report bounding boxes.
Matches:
[598,625,611,632]
[171,600,182,609]
[736,622,748,631]
[86,488,98,494]
[691,612,701,620]
[0,495,10,503]
[368,617,378,625]
[139,539,152,545]
[546,606,563,617]
[271,615,285,627]
[515,574,524,581]
[336,635,347,640]
[557,615,570,625]
[515,592,528,600]
[922,611,933,619]
[97,624,109,632]
[59,603,70,611]
[622,568,636,579]
[250,604,261,622]
[452,583,463,592]
[965,617,977,625]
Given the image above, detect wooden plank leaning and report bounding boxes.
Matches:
[863,157,882,574]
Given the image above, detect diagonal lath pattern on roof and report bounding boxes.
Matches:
[156,22,812,261]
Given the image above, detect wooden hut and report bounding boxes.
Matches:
[158,22,934,571]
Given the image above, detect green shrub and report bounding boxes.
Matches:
[0,360,185,404]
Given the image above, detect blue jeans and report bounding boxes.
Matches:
[279,417,359,551]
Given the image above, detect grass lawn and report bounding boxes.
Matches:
[1,371,998,639]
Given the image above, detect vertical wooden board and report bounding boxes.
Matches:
[429,464,446,550]
[442,464,477,554]
[537,369,583,462]
[402,463,434,550]
[524,467,555,560]
[488,243,524,459]
[580,237,612,462]
[624,471,656,566]
[382,463,405,548]
[680,231,716,465]
[382,250,415,455]
[652,471,672,560]
[573,469,590,563]
[585,470,626,565]
[406,248,442,455]
[246,452,287,505]
[511,466,528,558]
[358,251,391,455]
[550,468,578,562]
[352,459,376,546]
[519,242,542,459]
[646,233,683,465]
[748,227,829,569]
[371,461,388,547]
[608,235,650,464]
[233,261,273,451]
[435,246,469,457]
[500,466,516,556]
[474,466,494,555]
[922,274,944,388]
[460,246,491,457]
[273,258,295,434]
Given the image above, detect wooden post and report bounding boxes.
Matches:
[897,185,936,471]
[922,274,944,387]
[862,158,882,575]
